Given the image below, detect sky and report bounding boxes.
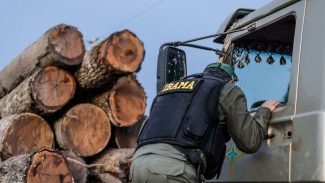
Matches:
[0,0,272,114]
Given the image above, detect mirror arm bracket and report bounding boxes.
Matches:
[160,42,225,56]
[160,27,247,56]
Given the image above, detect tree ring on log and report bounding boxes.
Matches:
[2,113,54,160]
[32,66,76,112]
[105,30,144,72]
[109,75,146,126]
[61,104,111,157]
[26,149,73,183]
[50,24,85,65]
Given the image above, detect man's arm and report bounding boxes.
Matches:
[220,85,278,153]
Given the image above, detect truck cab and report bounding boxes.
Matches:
[157,0,325,182]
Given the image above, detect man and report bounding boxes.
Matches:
[130,63,279,183]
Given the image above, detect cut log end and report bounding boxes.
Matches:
[2,113,54,160]
[115,118,144,148]
[26,149,73,183]
[62,104,111,157]
[50,24,85,65]
[32,66,76,112]
[109,75,146,127]
[105,30,144,72]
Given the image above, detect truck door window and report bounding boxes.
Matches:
[230,15,295,108]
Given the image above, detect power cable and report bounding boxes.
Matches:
[109,0,167,32]
[88,0,167,45]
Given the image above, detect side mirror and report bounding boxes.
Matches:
[156,45,187,93]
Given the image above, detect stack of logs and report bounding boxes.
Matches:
[0,24,146,183]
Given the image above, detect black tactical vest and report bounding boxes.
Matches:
[138,73,227,179]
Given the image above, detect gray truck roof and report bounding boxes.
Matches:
[214,0,301,43]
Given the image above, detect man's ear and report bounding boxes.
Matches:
[228,80,235,84]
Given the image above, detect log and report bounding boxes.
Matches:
[87,174,122,183]
[54,103,111,157]
[75,29,145,89]
[0,24,85,98]
[88,148,135,183]
[61,151,88,183]
[0,66,76,118]
[91,74,146,127]
[0,149,73,183]
[0,154,30,183]
[115,116,145,148]
[0,113,54,160]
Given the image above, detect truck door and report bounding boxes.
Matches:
[215,1,305,182]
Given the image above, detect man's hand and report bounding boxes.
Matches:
[261,99,280,112]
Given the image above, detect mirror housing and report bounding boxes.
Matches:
[156,45,187,93]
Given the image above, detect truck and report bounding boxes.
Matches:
[156,0,325,182]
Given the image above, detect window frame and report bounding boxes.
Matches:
[224,11,302,122]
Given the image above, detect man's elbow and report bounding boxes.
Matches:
[236,140,262,154]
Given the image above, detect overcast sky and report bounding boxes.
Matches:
[0,0,271,113]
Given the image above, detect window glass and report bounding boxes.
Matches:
[233,48,291,108]
[229,15,295,109]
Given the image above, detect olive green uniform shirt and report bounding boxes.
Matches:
[130,83,272,183]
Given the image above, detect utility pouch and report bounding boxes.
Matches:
[184,118,209,141]
[186,149,206,183]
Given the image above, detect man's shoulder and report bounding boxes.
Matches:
[219,83,246,105]
[221,83,243,96]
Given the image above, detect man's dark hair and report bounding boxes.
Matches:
[203,67,232,81]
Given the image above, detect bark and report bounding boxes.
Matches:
[0,154,30,183]
[75,29,145,89]
[0,149,73,183]
[89,148,135,183]
[61,151,88,183]
[115,116,146,148]
[0,66,76,118]
[87,174,122,183]
[91,74,146,127]
[54,103,111,157]
[0,24,85,98]
[0,113,54,160]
